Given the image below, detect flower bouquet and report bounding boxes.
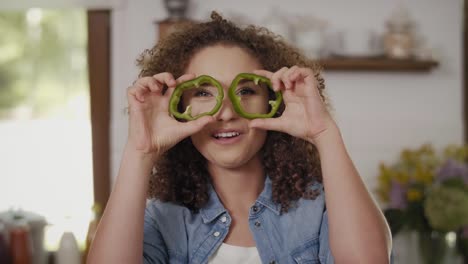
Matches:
[376,144,468,263]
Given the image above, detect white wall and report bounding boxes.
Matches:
[0,0,124,9]
[111,0,464,190]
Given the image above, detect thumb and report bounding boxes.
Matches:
[249,118,285,132]
[180,115,215,136]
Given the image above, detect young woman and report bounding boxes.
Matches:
[88,12,392,264]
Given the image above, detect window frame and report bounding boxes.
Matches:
[87,10,111,210]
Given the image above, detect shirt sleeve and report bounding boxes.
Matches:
[143,204,169,264]
[318,210,335,264]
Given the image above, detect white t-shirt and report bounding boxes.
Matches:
[208,243,262,264]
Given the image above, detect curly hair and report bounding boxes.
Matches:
[137,11,330,213]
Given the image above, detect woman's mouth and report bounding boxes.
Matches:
[213,131,240,139]
[211,131,242,144]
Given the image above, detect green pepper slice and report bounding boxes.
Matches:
[228,73,283,119]
[169,75,224,121]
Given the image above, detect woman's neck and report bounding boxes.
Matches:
[208,154,265,212]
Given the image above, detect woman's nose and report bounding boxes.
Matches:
[214,96,238,121]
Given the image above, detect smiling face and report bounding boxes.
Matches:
[185,44,268,169]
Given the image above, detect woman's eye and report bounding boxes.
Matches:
[237,87,255,96]
[194,89,212,97]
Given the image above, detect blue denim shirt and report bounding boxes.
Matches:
[143,175,334,264]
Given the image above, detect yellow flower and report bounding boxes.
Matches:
[395,171,410,184]
[407,189,423,202]
[377,163,393,201]
[413,164,433,185]
[444,144,468,162]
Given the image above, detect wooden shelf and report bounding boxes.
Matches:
[317,57,439,72]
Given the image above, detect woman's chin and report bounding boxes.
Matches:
[206,152,257,170]
[209,158,246,169]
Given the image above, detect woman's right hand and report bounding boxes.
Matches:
[126,72,214,159]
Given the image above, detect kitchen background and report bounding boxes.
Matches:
[0,0,465,263]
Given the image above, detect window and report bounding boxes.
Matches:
[0,8,93,250]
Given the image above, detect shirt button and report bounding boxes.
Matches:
[254,221,261,227]
[220,216,227,223]
[252,205,259,213]
[213,231,220,237]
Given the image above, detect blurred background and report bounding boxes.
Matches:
[0,0,466,263]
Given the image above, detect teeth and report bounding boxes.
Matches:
[214,132,240,138]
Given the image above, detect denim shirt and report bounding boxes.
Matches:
[143,176,334,264]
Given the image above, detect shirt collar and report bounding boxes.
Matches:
[200,183,227,224]
[256,176,281,215]
[200,175,281,223]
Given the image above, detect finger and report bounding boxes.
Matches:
[178,115,215,136]
[290,68,318,96]
[162,73,197,99]
[127,86,145,103]
[139,76,165,92]
[153,72,177,88]
[253,69,273,79]
[249,118,286,133]
[128,77,162,102]
[253,70,278,92]
[152,72,178,97]
[289,67,314,83]
[176,73,196,84]
[127,85,146,102]
[165,74,194,99]
[271,67,288,92]
[282,66,299,90]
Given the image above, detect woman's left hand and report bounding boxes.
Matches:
[249,66,336,145]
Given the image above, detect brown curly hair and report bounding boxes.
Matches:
[137,11,330,213]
